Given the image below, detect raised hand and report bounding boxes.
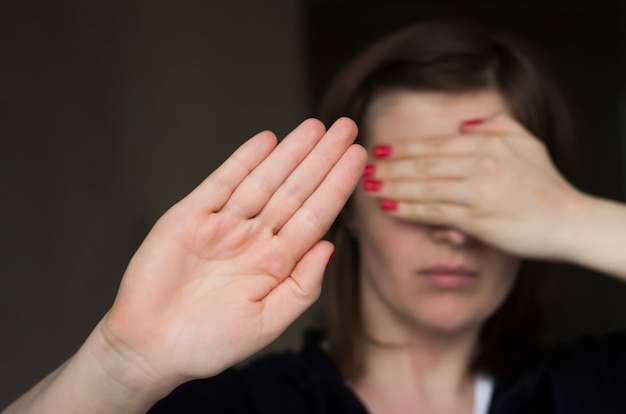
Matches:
[101,118,367,388]
[361,114,585,260]
[2,118,367,414]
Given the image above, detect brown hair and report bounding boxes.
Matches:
[317,20,577,381]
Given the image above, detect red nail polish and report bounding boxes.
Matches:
[380,199,398,211]
[461,118,484,127]
[326,251,334,268]
[363,179,382,192]
[362,164,376,178]
[373,145,392,158]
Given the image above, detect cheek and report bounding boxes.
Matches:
[482,254,521,312]
[358,215,398,271]
[353,192,390,251]
[354,198,428,271]
[497,256,521,290]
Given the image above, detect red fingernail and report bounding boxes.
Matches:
[362,164,376,178]
[380,199,398,211]
[363,179,382,192]
[461,118,484,127]
[373,144,392,158]
[326,251,334,268]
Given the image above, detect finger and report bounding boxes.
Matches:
[372,133,478,160]
[364,180,475,207]
[382,199,471,229]
[261,240,333,338]
[256,118,359,232]
[460,113,529,136]
[461,114,551,167]
[221,118,328,219]
[372,154,473,180]
[277,144,367,259]
[181,130,278,212]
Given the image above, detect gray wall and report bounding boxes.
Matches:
[1,1,315,407]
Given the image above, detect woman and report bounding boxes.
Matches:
[5,21,626,414]
[314,21,626,413]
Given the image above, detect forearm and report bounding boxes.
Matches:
[3,361,69,414]
[3,319,178,414]
[557,194,626,280]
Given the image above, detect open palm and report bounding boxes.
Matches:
[102,118,367,384]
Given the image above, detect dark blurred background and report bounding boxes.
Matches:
[1,0,624,408]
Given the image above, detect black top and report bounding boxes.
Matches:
[148,330,626,413]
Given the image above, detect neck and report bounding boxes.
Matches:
[354,326,479,412]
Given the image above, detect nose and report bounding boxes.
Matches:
[429,226,471,247]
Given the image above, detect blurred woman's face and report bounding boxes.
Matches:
[352,90,520,341]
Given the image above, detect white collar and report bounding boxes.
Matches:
[473,375,494,414]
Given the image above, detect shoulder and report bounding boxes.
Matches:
[547,331,626,367]
[148,330,365,413]
[490,333,626,414]
[543,332,626,410]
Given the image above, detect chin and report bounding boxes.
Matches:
[412,302,485,336]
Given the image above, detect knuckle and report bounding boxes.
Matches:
[303,209,324,230]
[413,158,434,176]
[421,204,443,221]
[250,170,274,193]
[385,181,401,198]
[419,183,437,200]
[476,154,500,174]
[430,138,447,150]
[282,180,307,204]
[482,135,504,152]
[393,140,408,157]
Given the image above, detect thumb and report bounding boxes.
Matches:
[261,240,333,339]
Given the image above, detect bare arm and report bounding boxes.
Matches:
[555,195,626,279]
[4,321,173,414]
[3,118,367,414]
[363,114,626,280]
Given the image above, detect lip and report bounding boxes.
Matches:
[417,265,478,289]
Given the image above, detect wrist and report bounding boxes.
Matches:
[553,194,626,278]
[84,316,183,410]
[3,317,182,414]
[549,189,596,263]
[47,316,182,413]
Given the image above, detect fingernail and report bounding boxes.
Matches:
[363,179,382,192]
[460,118,484,128]
[326,251,334,268]
[372,144,392,158]
[380,199,398,211]
[362,164,376,178]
